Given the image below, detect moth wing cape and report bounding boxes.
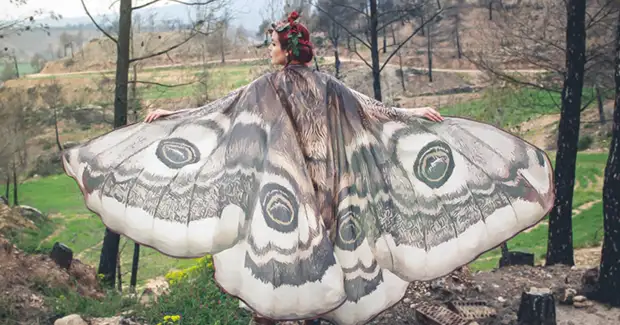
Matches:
[62,68,554,325]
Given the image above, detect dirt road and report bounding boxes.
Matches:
[25,56,547,78]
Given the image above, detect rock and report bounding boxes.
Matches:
[573,295,587,303]
[18,205,45,221]
[403,297,412,303]
[139,276,169,305]
[558,287,577,304]
[54,314,88,325]
[573,300,593,308]
[50,242,73,270]
[498,296,506,303]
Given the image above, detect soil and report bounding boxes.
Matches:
[366,264,620,325]
[0,234,104,325]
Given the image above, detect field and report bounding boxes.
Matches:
[0,62,40,77]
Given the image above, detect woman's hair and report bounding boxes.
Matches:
[271,11,314,64]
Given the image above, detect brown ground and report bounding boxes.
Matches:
[367,264,620,325]
[0,234,104,325]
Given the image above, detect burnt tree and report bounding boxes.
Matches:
[96,0,132,288]
[594,7,620,307]
[545,0,587,267]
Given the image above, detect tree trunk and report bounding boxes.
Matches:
[11,161,18,206]
[334,47,341,80]
[594,8,620,307]
[130,242,140,292]
[369,0,382,101]
[131,65,138,123]
[596,87,606,124]
[427,20,433,83]
[54,107,63,152]
[488,0,494,21]
[383,28,387,54]
[4,175,9,201]
[517,288,557,325]
[545,0,587,267]
[419,16,425,36]
[455,10,462,59]
[116,252,122,292]
[391,26,406,92]
[98,0,132,289]
[12,55,20,78]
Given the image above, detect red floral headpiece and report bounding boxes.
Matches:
[268,11,313,57]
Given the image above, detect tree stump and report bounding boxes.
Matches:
[517,287,556,325]
[50,242,73,270]
[499,251,535,268]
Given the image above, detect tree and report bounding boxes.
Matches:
[82,0,226,289]
[0,0,54,39]
[594,6,620,307]
[0,88,36,207]
[40,80,65,152]
[315,0,353,78]
[29,53,46,72]
[313,0,444,101]
[545,0,587,266]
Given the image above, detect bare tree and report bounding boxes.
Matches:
[81,0,227,289]
[315,0,354,79]
[545,0,588,267]
[40,80,65,152]
[593,5,620,307]
[0,0,55,38]
[312,0,444,100]
[0,88,36,207]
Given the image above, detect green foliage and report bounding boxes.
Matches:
[578,135,594,151]
[440,87,599,128]
[1,61,16,81]
[135,256,251,325]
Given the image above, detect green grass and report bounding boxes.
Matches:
[440,87,600,128]
[1,62,40,77]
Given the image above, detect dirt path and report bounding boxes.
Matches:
[25,56,547,79]
[75,239,104,260]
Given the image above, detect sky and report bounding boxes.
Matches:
[1,0,266,29]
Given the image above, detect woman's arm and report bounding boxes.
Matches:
[409,106,444,122]
[144,108,192,123]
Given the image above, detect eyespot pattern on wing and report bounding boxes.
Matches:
[260,182,299,233]
[155,138,201,169]
[413,140,455,189]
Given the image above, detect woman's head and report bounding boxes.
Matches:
[269,11,314,66]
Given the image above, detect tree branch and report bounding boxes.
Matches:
[331,3,368,18]
[81,0,118,44]
[310,1,371,49]
[128,80,194,87]
[169,0,219,6]
[132,0,160,10]
[379,8,444,72]
[463,52,560,94]
[351,49,373,69]
[129,29,198,63]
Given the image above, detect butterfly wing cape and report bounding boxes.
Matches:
[62,66,554,325]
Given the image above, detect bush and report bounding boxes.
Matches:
[578,135,594,151]
[136,255,251,325]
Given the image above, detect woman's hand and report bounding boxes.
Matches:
[144,109,174,123]
[412,106,444,122]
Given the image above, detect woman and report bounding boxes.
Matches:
[63,11,554,325]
